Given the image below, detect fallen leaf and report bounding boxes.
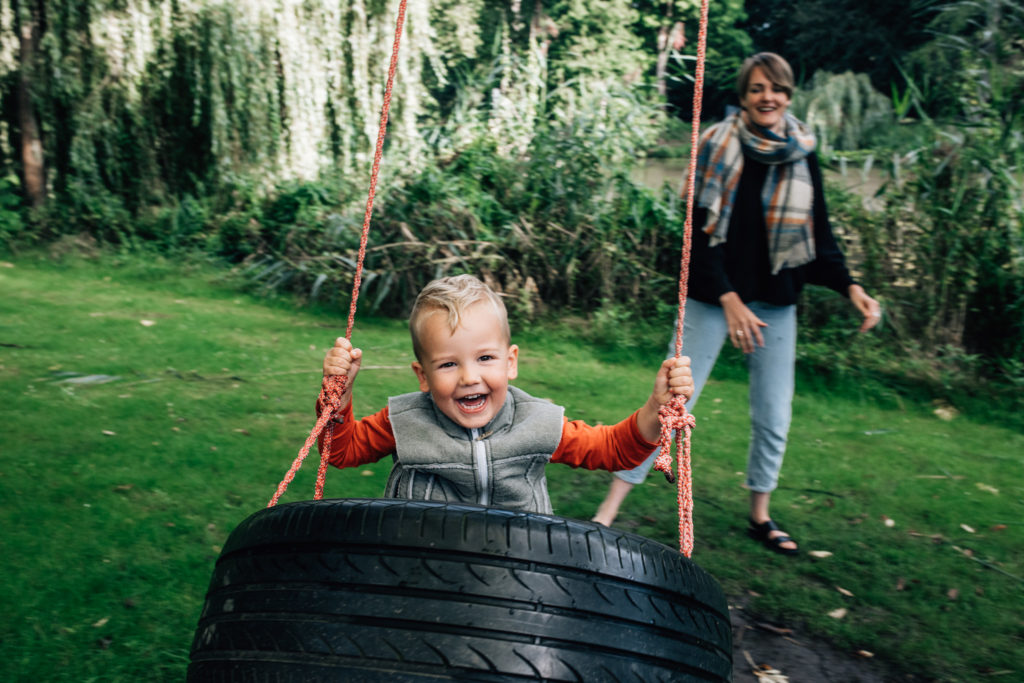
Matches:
[808,550,833,559]
[896,577,907,591]
[61,374,121,385]
[990,524,1007,532]
[113,484,133,492]
[947,588,959,600]
[92,617,109,628]
[836,586,855,597]
[960,524,976,533]
[233,428,250,436]
[361,470,374,476]
[975,483,999,495]
[881,515,895,527]
[743,651,790,682]
[828,608,848,619]
[102,430,116,436]
[856,650,875,658]
[140,319,156,327]
[933,404,958,421]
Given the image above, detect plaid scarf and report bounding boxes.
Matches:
[693,111,818,274]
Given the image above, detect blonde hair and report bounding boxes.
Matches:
[737,52,795,100]
[409,275,510,360]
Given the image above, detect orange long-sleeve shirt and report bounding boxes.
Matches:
[320,401,658,472]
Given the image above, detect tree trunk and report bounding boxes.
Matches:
[656,7,685,100]
[14,0,46,209]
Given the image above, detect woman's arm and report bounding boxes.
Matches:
[803,153,857,295]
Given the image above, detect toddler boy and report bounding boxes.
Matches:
[319,274,693,514]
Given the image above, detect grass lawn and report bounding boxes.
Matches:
[1,254,1021,681]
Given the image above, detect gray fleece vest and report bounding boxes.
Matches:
[384,385,564,513]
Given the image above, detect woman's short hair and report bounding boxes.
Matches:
[409,275,510,360]
[737,52,795,100]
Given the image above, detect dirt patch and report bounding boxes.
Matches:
[728,594,924,682]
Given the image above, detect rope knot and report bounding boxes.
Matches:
[653,395,696,483]
[319,375,349,415]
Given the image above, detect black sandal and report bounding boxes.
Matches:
[747,518,799,556]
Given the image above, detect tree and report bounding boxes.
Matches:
[633,0,753,119]
[741,0,939,92]
[12,0,45,208]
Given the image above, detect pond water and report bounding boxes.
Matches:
[632,157,690,193]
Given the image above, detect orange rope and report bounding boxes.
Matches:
[652,0,710,557]
[268,0,408,507]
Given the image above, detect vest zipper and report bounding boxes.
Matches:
[471,428,489,506]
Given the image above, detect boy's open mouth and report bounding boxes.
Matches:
[457,394,487,412]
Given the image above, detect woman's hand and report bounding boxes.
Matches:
[848,284,882,332]
[720,292,767,354]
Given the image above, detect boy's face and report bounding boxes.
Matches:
[411,303,519,430]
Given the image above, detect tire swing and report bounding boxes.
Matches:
[188,1,731,681]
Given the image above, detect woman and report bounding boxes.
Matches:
[592,53,881,554]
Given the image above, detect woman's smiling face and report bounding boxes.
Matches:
[741,65,791,135]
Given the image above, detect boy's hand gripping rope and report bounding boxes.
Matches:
[267,0,408,508]
[652,0,710,558]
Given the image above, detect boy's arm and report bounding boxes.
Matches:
[552,413,657,471]
[634,356,693,443]
[315,400,396,468]
[551,356,694,471]
[318,336,394,467]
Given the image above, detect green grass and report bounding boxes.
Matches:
[1,254,1022,681]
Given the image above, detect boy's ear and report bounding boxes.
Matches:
[411,361,431,392]
[506,344,519,381]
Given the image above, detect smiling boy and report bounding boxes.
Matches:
[318,274,693,514]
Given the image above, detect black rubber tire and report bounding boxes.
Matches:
[188,498,732,682]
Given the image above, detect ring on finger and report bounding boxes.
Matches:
[736,330,744,337]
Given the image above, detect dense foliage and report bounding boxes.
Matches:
[1,0,1022,392]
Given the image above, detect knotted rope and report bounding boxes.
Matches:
[268,0,408,507]
[651,0,710,557]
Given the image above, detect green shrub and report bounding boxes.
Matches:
[0,174,25,251]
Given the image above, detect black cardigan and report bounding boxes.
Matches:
[687,151,855,307]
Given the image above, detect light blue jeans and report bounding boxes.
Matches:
[617,299,797,493]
